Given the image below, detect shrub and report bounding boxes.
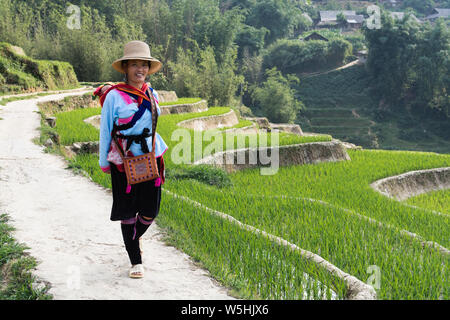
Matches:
[250,68,303,123]
[166,164,233,188]
[262,38,353,75]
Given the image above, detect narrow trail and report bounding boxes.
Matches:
[300,58,362,79]
[0,89,233,300]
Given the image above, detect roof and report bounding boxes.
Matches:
[303,32,329,42]
[345,15,365,24]
[435,8,450,16]
[390,12,421,23]
[425,8,450,20]
[320,10,356,22]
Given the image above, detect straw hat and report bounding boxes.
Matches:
[112,40,162,75]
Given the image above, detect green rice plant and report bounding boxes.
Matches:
[165,179,448,299]
[404,189,450,215]
[157,193,347,299]
[165,164,232,188]
[162,148,450,299]
[55,107,101,145]
[217,149,450,248]
[216,119,254,131]
[159,97,202,106]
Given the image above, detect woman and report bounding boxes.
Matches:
[95,40,168,278]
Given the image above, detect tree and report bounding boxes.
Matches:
[402,0,435,15]
[363,9,449,117]
[250,68,303,123]
[245,0,304,45]
[336,12,347,27]
[235,25,268,60]
[169,44,244,106]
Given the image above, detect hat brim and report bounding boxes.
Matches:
[112,57,162,75]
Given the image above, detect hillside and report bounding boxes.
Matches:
[0,42,79,95]
[295,65,450,154]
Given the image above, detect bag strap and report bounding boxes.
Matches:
[147,88,158,154]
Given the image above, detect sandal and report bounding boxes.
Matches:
[129,264,144,278]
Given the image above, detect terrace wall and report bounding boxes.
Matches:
[370,167,450,201]
[195,140,351,173]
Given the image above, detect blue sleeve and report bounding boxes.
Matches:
[99,91,116,170]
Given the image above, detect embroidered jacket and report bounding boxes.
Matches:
[98,84,168,174]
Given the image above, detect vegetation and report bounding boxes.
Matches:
[0,92,53,105]
[0,213,51,299]
[46,100,331,167]
[0,42,79,94]
[159,97,202,106]
[0,0,311,117]
[363,11,449,118]
[295,64,450,154]
[169,46,244,107]
[401,0,437,15]
[262,37,353,75]
[251,68,303,123]
[2,0,450,301]
[404,189,450,215]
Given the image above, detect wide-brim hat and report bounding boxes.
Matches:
[112,40,162,75]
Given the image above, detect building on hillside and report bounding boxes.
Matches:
[390,11,422,23]
[317,11,364,30]
[302,32,329,42]
[424,8,450,21]
[344,14,365,29]
[380,0,402,8]
[317,10,356,27]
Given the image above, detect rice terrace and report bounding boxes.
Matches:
[0,0,449,304]
[1,86,446,300]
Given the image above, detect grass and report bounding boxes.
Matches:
[0,92,55,106]
[0,42,79,95]
[157,193,346,299]
[0,213,52,299]
[216,119,254,131]
[55,107,101,145]
[159,97,202,106]
[404,189,450,215]
[163,149,450,299]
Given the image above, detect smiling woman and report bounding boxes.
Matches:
[95,40,169,279]
[122,60,151,87]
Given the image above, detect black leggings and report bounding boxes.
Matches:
[121,214,154,265]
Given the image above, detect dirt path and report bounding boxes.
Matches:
[300,58,362,79]
[0,90,234,300]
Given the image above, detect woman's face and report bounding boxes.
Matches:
[125,59,150,85]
